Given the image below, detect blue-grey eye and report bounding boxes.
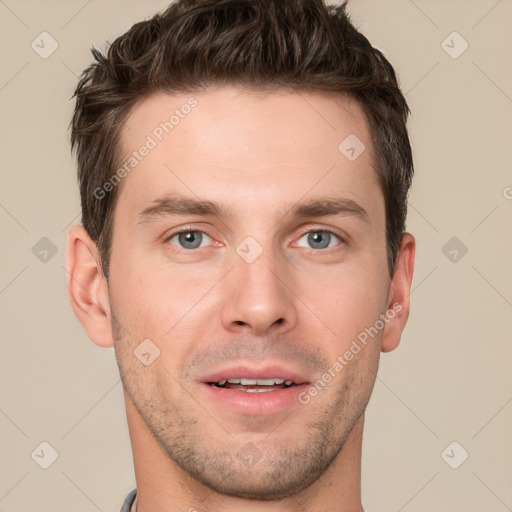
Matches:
[296,230,341,250]
[168,230,211,249]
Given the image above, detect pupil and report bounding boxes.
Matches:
[309,231,330,249]
[179,231,201,249]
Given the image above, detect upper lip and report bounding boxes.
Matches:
[200,364,310,385]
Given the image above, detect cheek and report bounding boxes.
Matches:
[298,262,387,346]
[111,258,217,347]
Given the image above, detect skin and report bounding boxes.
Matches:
[66,85,415,512]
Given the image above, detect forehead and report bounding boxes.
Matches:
[121,86,372,155]
[116,86,381,222]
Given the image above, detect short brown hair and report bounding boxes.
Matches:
[70,0,413,279]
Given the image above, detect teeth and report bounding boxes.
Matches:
[240,378,258,385]
[240,378,282,386]
[243,388,277,393]
[217,378,294,386]
[256,378,277,385]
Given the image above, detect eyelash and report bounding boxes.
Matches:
[165,226,344,251]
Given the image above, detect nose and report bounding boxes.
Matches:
[220,243,297,337]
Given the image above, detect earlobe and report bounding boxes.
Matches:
[65,225,114,348]
[381,232,415,353]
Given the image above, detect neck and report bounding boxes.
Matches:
[125,394,364,512]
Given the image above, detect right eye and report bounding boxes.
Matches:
[166,230,213,250]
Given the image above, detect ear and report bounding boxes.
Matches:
[65,225,114,348]
[381,232,415,353]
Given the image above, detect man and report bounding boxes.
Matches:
[66,0,415,510]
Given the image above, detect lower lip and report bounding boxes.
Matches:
[200,383,309,415]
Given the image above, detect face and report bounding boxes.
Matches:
[107,86,396,499]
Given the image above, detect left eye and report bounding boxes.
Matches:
[295,230,342,250]
[167,230,212,250]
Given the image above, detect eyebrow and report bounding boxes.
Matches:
[137,194,370,225]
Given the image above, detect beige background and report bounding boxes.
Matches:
[1,0,511,511]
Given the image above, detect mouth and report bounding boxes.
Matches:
[199,365,310,414]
